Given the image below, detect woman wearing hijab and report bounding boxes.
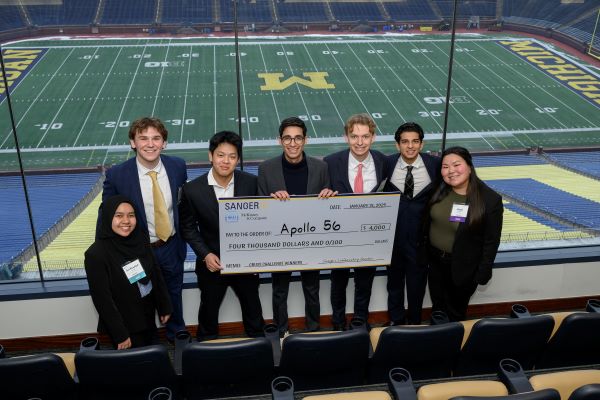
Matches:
[85,195,172,349]
[421,147,503,321]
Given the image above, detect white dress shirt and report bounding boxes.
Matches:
[390,154,432,197]
[136,158,175,242]
[208,168,235,199]
[348,151,377,193]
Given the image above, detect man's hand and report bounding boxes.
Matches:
[204,253,223,272]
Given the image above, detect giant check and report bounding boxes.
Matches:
[218,193,400,274]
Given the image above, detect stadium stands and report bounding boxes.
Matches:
[544,151,600,179]
[100,0,156,25]
[161,0,214,24]
[219,0,273,24]
[487,178,600,230]
[432,0,496,18]
[503,0,599,26]
[0,5,25,31]
[0,173,101,266]
[26,0,99,27]
[473,154,547,168]
[385,0,439,21]
[329,2,384,23]
[276,2,329,23]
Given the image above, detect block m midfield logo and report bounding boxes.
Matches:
[258,72,335,90]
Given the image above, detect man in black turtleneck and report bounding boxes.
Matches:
[258,116,336,337]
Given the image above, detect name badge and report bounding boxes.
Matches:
[122,259,147,284]
[449,203,469,223]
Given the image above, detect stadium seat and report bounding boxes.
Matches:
[417,380,509,400]
[569,384,600,400]
[529,370,600,400]
[535,312,600,369]
[454,316,554,376]
[368,322,464,382]
[181,337,275,399]
[449,389,560,400]
[0,352,76,400]
[279,329,370,390]
[74,344,176,400]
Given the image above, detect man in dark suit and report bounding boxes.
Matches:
[324,113,387,330]
[385,122,440,325]
[258,116,336,336]
[179,131,264,341]
[102,117,188,341]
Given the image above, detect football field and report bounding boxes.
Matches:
[1,33,599,170]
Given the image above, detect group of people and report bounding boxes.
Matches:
[85,114,503,349]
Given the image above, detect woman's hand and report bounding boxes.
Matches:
[117,337,132,350]
[160,314,171,325]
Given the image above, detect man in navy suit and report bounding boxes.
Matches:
[179,131,264,341]
[385,122,440,325]
[102,117,188,341]
[324,114,387,330]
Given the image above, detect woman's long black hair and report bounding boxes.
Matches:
[429,146,486,228]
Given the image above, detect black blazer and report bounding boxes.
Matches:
[384,153,441,248]
[179,169,258,263]
[84,244,172,344]
[323,149,387,194]
[423,182,503,286]
[257,154,330,196]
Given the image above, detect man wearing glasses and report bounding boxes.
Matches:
[258,116,336,337]
[324,113,387,330]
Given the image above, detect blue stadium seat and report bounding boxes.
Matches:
[330,2,384,22]
[277,2,328,23]
[0,5,26,31]
[27,0,98,26]
[161,0,213,24]
[100,0,156,25]
[544,151,600,179]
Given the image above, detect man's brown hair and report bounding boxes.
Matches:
[128,117,168,141]
[344,113,376,136]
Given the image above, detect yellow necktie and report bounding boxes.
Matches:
[147,171,171,241]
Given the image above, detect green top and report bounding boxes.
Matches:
[429,190,468,253]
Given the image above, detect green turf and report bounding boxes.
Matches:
[1,33,599,171]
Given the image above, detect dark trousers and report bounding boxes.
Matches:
[195,265,264,341]
[272,270,320,334]
[427,247,477,322]
[153,236,186,340]
[330,267,376,326]
[386,246,428,325]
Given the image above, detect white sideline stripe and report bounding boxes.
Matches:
[4,128,599,153]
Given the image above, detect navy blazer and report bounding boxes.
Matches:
[178,169,257,262]
[323,149,387,194]
[384,152,441,248]
[102,155,188,260]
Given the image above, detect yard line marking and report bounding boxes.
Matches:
[483,39,598,127]
[302,43,344,127]
[179,44,193,142]
[385,41,479,135]
[0,48,54,148]
[401,41,495,150]
[73,46,124,146]
[101,45,148,166]
[213,45,217,135]
[258,44,281,124]
[151,39,172,116]
[35,47,100,148]
[323,43,379,134]
[239,44,252,140]
[345,43,405,121]
[280,43,318,136]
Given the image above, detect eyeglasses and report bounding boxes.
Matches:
[281,135,305,145]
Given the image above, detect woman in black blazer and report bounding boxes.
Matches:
[422,147,503,321]
[85,195,172,349]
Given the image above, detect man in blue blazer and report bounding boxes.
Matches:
[102,117,188,341]
[324,114,387,330]
[384,122,440,325]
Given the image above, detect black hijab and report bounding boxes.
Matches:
[97,195,152,283]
